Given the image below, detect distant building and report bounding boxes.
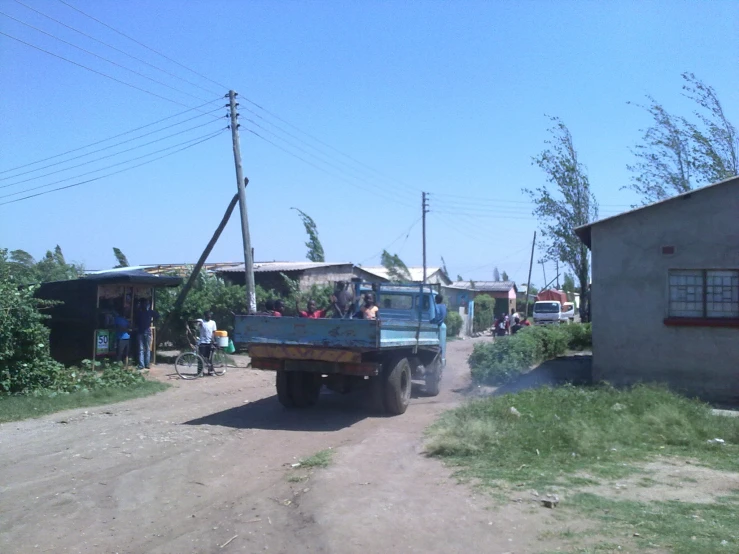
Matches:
[443,281,518,316]
[215,262,383,295]
[576,176,739,403]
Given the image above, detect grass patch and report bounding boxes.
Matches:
[0,381,168,423]
[570,492,739,553]
[426,385,739,489]
[287,474,308,483]
[299,449,333,468]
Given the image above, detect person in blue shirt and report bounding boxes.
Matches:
[135,299,159,369]
[430,294,447,325]
[113,311,130,363]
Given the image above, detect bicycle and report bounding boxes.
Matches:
[174,322,227,380]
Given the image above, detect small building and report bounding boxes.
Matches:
[360,266,451,286]
[443,281,518,316]
[35,269,181,365]
[575,176,739,403]
[216,262,383,295]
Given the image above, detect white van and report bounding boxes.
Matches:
[560,302,575,323]
[533,301,562,325]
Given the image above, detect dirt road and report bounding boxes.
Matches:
[0,338,557,554]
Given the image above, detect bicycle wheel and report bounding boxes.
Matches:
[211,349,227,376]
[175,351,205,380]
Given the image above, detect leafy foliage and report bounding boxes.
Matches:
[468,323,591,385]
[113,247,130,268]
[472,295,495,333]
[562,272,577,293]
[5,246,83,285]
[445,310,463,337]
[501,270,509,281]
[493,267,501,281]
[456,274,463,282]
[627,73,738,203]
[292,208,325,262]
[525,117,597,321]
[381,250,412,282]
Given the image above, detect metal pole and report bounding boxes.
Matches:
[556,260,560,289]
[228,90,257,313]
[422,192,428,283]
[524,231,536,317]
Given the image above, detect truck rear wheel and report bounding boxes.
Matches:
[290,372,322,408]
[424,358,442,397]
[276,370,294,408]
[383,357,412,415]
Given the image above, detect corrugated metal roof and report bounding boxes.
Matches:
[360,266,443,282]
[216,261,354,273]
[445,280,517,292]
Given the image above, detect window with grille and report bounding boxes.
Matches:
[668,269,739,318]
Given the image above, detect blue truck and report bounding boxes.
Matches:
[233,282,446,415]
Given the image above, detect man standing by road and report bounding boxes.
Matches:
[135,299,159,369]
[114,310,130,363]
[430,294,447,325]
[196,311,218,375]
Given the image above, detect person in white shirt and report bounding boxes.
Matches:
[196,311,218,375]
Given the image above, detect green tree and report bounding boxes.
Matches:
[456,274,463,282]
[34,246,82,283]
[493,267,501,281]
[381,250,411,282]
[562,273,577,293]
[292,208,325,262]
[627,73,738,203]
[525,117,597,322]
[440,256,449,280]
[113,248,130,268]
[501,270,509,281]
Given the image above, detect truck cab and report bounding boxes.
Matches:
[234,282,446,415]
[533,300,562,325]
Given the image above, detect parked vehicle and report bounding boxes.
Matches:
[533,300,562,325]
[234,282,446,415]
[560,302,575,323]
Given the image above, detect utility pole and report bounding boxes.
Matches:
[524,231,537,318]
[541,261,547,289]
[556,260,560,289]
[422,192,429,283]
[228,90,257,313]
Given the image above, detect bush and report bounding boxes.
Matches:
[472,295,495,333]
[445,311,463,337]
[469,323,591,385]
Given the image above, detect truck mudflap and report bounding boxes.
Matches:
[250,357,380,377]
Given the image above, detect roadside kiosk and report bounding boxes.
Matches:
[34,269,182,365]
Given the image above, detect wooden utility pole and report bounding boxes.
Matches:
[524,231,537,317]
[541,261,547,289]
[422,192,429,283]
[228,90,256,313]
[556,260,560,289]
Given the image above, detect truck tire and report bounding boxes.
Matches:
[276,370,295,408]
[290,372,322,408]
[424,358,442,397]
[383,357,412,415]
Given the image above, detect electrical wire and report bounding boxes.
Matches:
[244,128,415,208]
[0,98,223,175]
[0,130,225,206]
[0,30,216,112]
[0,128,227,199]
[1,118,226,189]
[56,0,229,91]
[358,217,422,264]
[0,10,213,102]
[432,191,631,209]
[0,108,225,182]
[12,0,222,97]
[243,117,417,202]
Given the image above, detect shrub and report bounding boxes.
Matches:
[445,311,463,337]
[469,323,591,385]
[472,295,495,333]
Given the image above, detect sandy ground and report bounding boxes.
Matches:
[0,337,573,554]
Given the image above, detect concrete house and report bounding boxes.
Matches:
[575,176,739,403]
[443,281,518,315]
[360,266,451,285]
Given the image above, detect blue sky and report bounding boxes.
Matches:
[1,0,737,286]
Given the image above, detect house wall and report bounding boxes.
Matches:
[591,182,739,402]
[298,265,359,291]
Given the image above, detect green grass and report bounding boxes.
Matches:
[570,493,739,553]
[426,384,739,489]
[299,449,334,468]
[0,381,168,423]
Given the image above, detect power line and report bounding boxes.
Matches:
[1,118,226,189]
[12,0,222,97]
[432,191,631,208]
[243,117,417,202]
[244,128,415,208]
[0,98,223,175]
[0,108,225,182]
[358,217,422,264]
[0,10,213,102]
[0,128,227,199]
[0,130,225,206]
[0,30,217,112]
[56,0,229,91]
